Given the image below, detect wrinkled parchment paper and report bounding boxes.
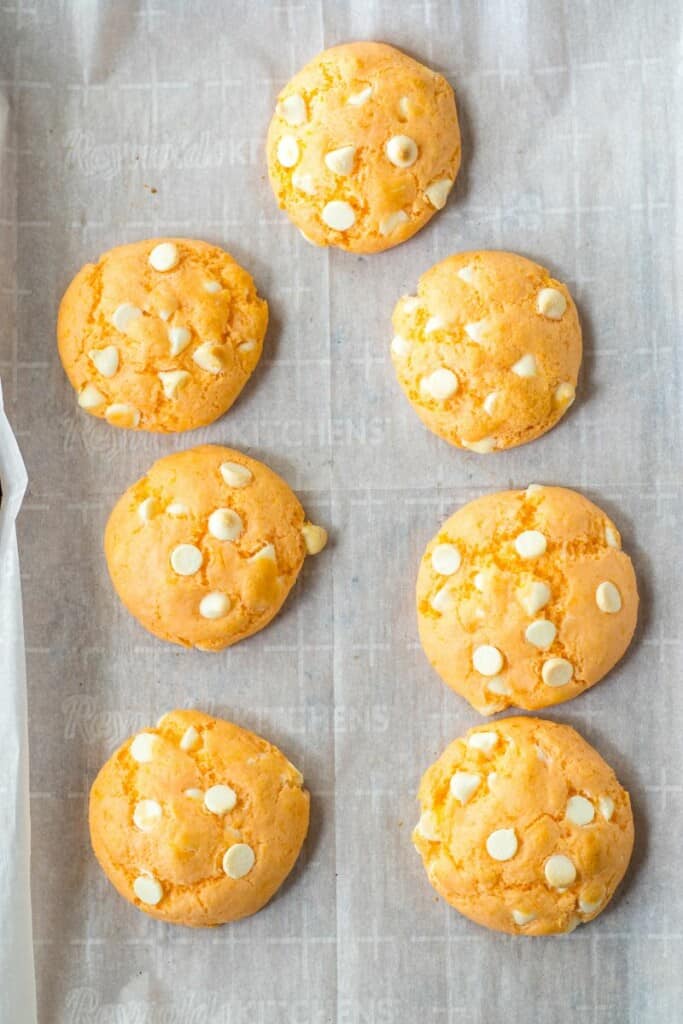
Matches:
[1,2,681,1021]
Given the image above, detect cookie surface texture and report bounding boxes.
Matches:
[58,238,267,432]
[267,41,461,253]
[413,717,634,935]
[104,445,327,650]
[391,250,581,451]
[89,709,309,926]
[416,485,637,712]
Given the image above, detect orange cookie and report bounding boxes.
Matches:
[391,251,581,451]
[58,238,267,432]
[413,717,634,935]
[89,709,309,926]
[267,41,461,253]
[417,485,638,713]
[104,445,327,650]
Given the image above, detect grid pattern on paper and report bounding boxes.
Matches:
[1,1,682,1022]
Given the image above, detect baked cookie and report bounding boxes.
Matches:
[58,238,267,432]
[413,717,634,935]
[89,709,309,926]
[417,485,637,713]
[267,42,461,254]
[104,445,327,650]
[391,251,581,451]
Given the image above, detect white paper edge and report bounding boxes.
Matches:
[0,377,36,1024]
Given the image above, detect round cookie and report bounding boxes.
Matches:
[58,238,267,432]
[416,485,637,713]
[391,250,581,451]
[267,41,461,254]
[89,709,309,926]
[413,717,634,936]
[104,445,327,650]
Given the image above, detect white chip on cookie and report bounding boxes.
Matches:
[467,731,499,754]
[170,544,203,576]
[385,135,418,168]
[450,771,481,805]
[192,342,227,374]
[208,508,244,542]
[431,543,461,576]
[541,657,574,688]
[473,645,504,676]
[149,242,179,272]
[168,326,191,356]
[88,346,119,378]
[379,210,409,236]
[518,580,551,616]
[566,795,595,826]
[111,303,142,333]
[514,530,547,559]
[179,725,201,751]
[133,799,162,832]
[78,384,106,409]
[391,335,412,358]
[322,200,355,231]
[278,92,307,125]
[199,592,231,620]
[105,403,140,428]
[536,288,567,319]
[133,874,163,905]
[525,619,557,650]
[204,784,237,815]
[511,353,537,378]
[220,461,253,487]
[223,843,255,879]
[544,854,576,888]
[595,581,622,613]
[325,145,356,176]
[420,368,458,401]
[277,135,300,168]
[347,85,373,106]
[424,178,453,210]
[130,733,157,763]
[158,370,190,399]
[486,828,518,861]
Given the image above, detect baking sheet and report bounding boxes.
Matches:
[1,1,681,1021]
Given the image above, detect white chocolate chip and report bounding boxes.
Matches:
[431,543,461,576]
[223,843,255,879]
[78,384,105,409]
[204,784,237,815]
[473,571,489,592]
[542,657,574,688]
[184,788,203,800]
[158,369,190,399]
[514,530,547,559]
[416,810,439,841]
[347,85,373,106]
[525,618,557,650]
[554,382,575,406]
[397,95,410,119]
[511,353,538,378]
[138,497,158,522]
[473,645,504,676]
[170,543,203,576]
[425,315,446,334]
[526,483,543,496]
[486,828,518,861]
[457,266,475,284]
[192,342,227,374]
[322,200,355,231]
[111,302,142,332]
[486,676,511,696]
[537,287,567,319]
[483,391,499,416]
[301,523,327,555]
[605,526,620,549]
[379,210,409,236]
[400,295,421,313]
[544,854,576,888]
[464,320,488,344]
[487,771,498,788]
[420,368,458,401]
[249,543,276,563]
[88,346,119,378]
[429,585,452,613]
[133,799,162,832]
[391,334,412,357]
[566,795,595,826]
[291,169,316,194]
[467,732,499,754]
[105,403,140,428]
[324,145,356,176]
[276,135,300,168]
[450,771,481,805]
[199,592,231,619]
[579,894,603,915]
[518,580,551,616]
[424,178,453,210]
[179,725,200,751]
[168,325,191,356]
[159,309,172,321]
[133,874,163,905]
[385,134,418,168]
[596,581,622,613]
[166,502,188,517]
[130,733,157,763]
[203,280,221,293]
[220,461,253,488]
[149,242,179,272]
[278,92,307,125]
[208,508,243,542]
[462,437,496,453]
[535,745,551,764]
[512,909,536,926]
[599,796,615,821]
[237,339,256,354]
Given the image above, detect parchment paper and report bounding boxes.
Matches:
[1,2,681,1021]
